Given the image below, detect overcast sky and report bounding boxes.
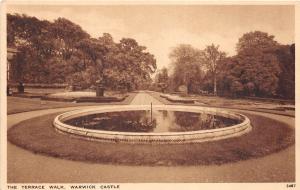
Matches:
[7,5,295,71]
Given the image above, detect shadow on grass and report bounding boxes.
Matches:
[8,112,294,166]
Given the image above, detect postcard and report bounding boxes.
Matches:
[1,1,298,190]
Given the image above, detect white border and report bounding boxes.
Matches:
[1,1,298,190]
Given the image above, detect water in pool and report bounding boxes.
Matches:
[65,110,241,133]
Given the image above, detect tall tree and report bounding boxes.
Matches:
[154,67,169,92]
[236,31,279,54]
[113,38,156,91]
[7,14,155,92]
[275,44,295,99]
[157,67,169,84]
[202,44,226,96]
[234,31,281,97]
[169,44,204,94]
[50,17,90,60]
[7,14,91,84]
[66,33,156,92]
[7,14,53,83]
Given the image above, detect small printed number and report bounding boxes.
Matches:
[287,184,296,188]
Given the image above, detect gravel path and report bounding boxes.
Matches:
[7,92,295,182]
[129,91,163,105]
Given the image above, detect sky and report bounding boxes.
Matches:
[7,5,295,72]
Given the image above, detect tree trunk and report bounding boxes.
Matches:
[17,82,24,93]
[213,74,217,96]
[187,82,192,94]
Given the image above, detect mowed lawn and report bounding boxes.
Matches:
[7,93,137,114]
[8,112,295,166]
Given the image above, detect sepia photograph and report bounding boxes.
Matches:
[2,1,297,189]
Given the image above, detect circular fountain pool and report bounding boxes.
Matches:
[53,105,252,144]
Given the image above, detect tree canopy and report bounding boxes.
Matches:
[202,44,226,95]
[7,13,294,99]
[236,31,279,54]
[168,44,204,94]
[154,67,169,92]
[217,31,293,98]
[7,13,156,92]
[162,31,294,99]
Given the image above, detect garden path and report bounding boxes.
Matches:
[130,91,163,105]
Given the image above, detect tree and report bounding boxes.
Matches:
[73,36,110,87]
[233,31,281,97]
[69,34,157,92]
[236,31,279,54]
[230,80,244,97]
[7,14,91,85]
[169,44,204,94]
[202,44,226,96]
[154,67,169,92]
[275,44,295,99]
[111,38,156,91]
[7,14,53,84]
[50,17,90,60]
[218,50,281,97]
[7,13,51,48]
[7,14,157,93]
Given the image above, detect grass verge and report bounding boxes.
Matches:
[8,112,294,166]
[7,92,137,115]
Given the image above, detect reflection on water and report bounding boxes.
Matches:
[65,110,241,133]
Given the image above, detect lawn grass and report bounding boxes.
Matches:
[148,91,295,117]
[7,93,137,114]
[7,111,294,166]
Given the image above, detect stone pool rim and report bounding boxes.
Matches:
[53,105,252,144]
